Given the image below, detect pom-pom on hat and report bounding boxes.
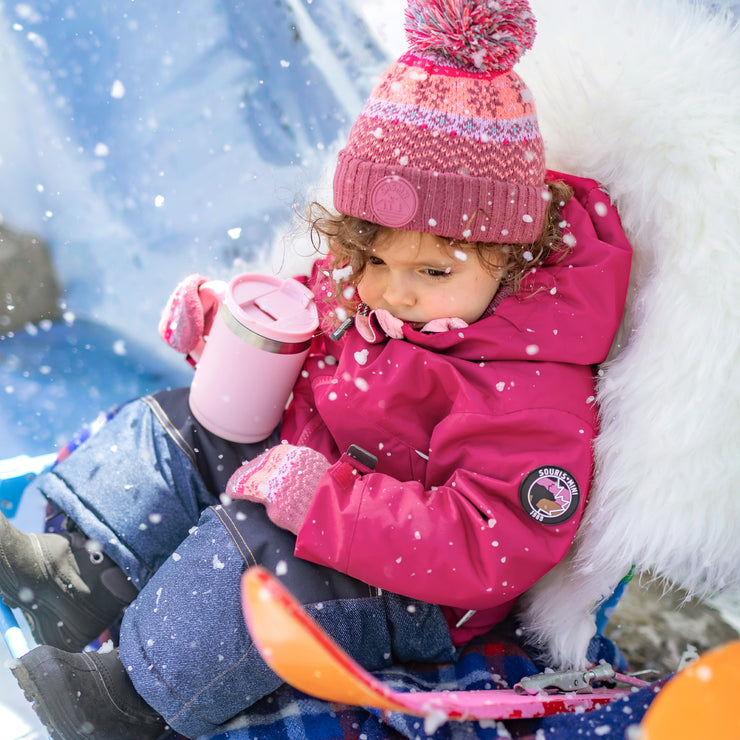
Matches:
[333,0,547,244]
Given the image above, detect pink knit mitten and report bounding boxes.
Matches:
[158,274,219,355]
[226,444,330,534]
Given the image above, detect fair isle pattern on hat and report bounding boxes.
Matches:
[333,0,547,244]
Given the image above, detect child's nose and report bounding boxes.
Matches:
[383,274,415,306]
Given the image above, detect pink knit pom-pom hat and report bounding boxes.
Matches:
[333,0,547,244]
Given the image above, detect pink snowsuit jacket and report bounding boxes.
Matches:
[280,172,632,645]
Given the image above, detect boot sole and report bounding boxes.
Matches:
[12,650,94,740]
[12,647,168,740]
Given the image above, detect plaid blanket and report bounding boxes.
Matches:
[203,631,666,740]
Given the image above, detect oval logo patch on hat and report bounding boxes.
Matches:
[519,466,580,525]
[370,175,418,228]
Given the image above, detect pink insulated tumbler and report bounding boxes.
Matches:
[188,273,318,443]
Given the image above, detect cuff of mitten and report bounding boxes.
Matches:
[330,447,377,488]
[295,446,376,570]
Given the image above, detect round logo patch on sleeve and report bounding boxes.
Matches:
[519,467,580,525]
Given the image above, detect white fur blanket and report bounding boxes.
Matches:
[516,0,740,668]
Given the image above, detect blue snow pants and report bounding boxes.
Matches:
[27,388,456,738]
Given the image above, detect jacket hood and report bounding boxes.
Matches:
[398,172,632,366]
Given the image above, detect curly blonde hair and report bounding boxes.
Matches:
[309,179,574,313]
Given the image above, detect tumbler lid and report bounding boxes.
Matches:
[226,274,318,344]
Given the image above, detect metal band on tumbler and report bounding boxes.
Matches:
[220,303,312,355]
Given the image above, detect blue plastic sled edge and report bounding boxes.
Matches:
[0,453,57,519]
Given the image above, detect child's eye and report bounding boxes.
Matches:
[423,267,452,278]
[367,255,385,266]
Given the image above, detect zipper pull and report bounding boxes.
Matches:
[329,316,354,341]
[455,609,477,628]
[329,304,369,341]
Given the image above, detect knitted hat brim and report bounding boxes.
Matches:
[334,150,548,244]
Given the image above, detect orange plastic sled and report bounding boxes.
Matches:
[640,640,740,739]
[241,566,637,722]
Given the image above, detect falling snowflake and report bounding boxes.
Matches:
[332,265,353,282]
[110,80,126,98]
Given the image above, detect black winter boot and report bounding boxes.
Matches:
[12,644,168,740]
[0,512,138,651]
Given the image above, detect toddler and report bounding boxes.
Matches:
[1,1,631,738]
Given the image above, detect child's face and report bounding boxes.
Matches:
[356,230,503,327]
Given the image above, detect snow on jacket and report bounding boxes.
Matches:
[280,172,632,644]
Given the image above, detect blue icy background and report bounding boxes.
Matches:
[0,0,402,461]
[0,2,402,735]
[0,1,738,737]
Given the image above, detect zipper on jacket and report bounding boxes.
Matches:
[329,316,354,341]
[455,609,477,628]
[329,303,369,341]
